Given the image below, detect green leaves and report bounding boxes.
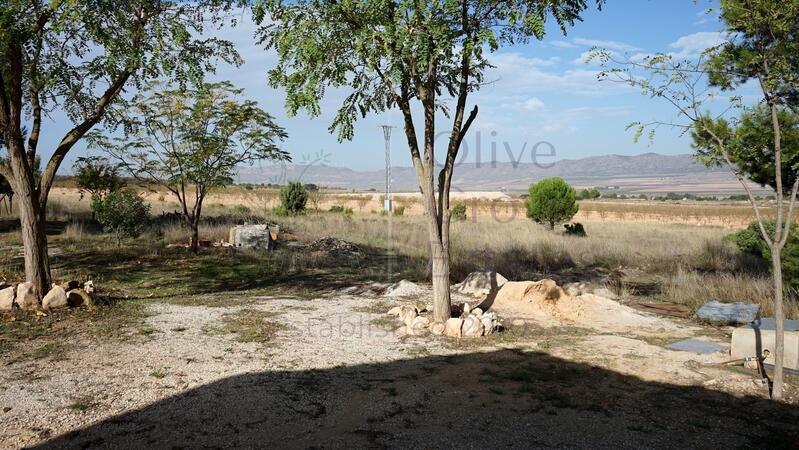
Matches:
[254,0,602,142]
[525,177,579,230]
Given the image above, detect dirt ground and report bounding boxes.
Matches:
[1,286,798,449]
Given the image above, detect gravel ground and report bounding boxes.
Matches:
[1,288,798,449]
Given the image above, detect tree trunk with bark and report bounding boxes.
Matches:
[18,191,50,295]
[770,247,785,400]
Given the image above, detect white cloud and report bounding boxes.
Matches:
[485,52,630,96]
[550,40,578,49]
[572,37,641,52]
[668,31,727,58]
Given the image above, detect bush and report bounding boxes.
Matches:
[91,189,150,245]
[526,177,579,230]
[451,202,467,221]
[340,207,353,219]
[279,181,308,214]
[73,156,124,199]
[232,204,251,214]
[728,219,799,290]
[329,205,345,213]
[564,223,586,237]
[393,205,405,216]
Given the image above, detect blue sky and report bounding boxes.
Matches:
[47,0,740,173]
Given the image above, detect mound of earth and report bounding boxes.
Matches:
[481,279,676,332]
[384,280,424,297]
[451,271,507,298]
[304,237,365,257]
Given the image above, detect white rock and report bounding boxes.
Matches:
[429,322,446,336]
[444,318,464,338]
[16,282,40,310]
[83,280,95,294]
[408,316,431,335]
[462,314,484,338]
[67,289,93,307]
[451,271,508,298]
[397,305,418,325]
[462,302,472,315]
[0,285,14,310]
[471,307,483,318]
[42,285,68,310]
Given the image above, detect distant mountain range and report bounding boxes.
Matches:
[236,152,766,194]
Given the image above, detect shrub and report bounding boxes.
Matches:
[73,156,124,199]
[232,204,251,214]
[451,202,467,221]
[340,207,353,219]
[526,177,579,230]
[393,205,405,216]
[564,222,586,237]
[329,205,345,212]
[279,181,308,214]
[91,189,150,245]
[727,219,799,290]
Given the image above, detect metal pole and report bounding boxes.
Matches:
[381,125,393,211]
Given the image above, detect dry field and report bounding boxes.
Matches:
[1,187,798,448]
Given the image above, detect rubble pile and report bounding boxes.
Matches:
[0,280,95,311]
[388,302,501,338]
[304,237,365,258]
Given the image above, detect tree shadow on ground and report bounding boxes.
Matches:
[50,244,427,300]
[36,349,798,449]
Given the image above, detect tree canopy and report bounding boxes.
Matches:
[526,177,579,230]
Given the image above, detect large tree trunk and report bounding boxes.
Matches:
[17,190,50,295]
[770,247,785,400]
[429,220,451,322]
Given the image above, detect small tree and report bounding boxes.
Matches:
[73,156,124,200]
[256,0,604,323]
[452,203,468,221]
[597,0,798,399]
[356,196,370,212]
[526,178,579,230]
[307,189,325,214]
[91,81,289,253]
[280,182,308,214]
[92,189,150,246]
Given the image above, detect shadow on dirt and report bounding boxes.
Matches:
[36,349,798,449]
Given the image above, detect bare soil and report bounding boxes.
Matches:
[1,286,798,449]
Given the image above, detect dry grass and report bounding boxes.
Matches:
[1,187,796,319]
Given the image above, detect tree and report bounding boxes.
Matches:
[526,178,579,230]
[597,0,797,400]
[0,0,245,294]
[280,181,308,214]
[307,189,325,214]
[92,189,151,246]
[694,105,799,194]
[91,81,289,253]
[73,156,124,200]
[255,0,602,322]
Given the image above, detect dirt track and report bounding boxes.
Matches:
[2,285,798,449]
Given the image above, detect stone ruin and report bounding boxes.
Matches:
[0,280,95,312]
[228,224,279,250]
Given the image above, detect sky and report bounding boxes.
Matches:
[42,0,747,173]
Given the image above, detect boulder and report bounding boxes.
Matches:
[16,282,40,310]
[429,322,446,336]
[451,271,508,298]
[0,285,14,310]
[462,303,472,315]
[470,307,483,318]
[408,316,431,335]
[83,280,95,294]
[67,289,93,307]
[42,285,68,310]
[462,314,485,338]
[397,305,418,325]
[444,318,464,338]
[481,312,499,335]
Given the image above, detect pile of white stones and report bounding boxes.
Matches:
[0,280,95,311]
[388,302,500,338]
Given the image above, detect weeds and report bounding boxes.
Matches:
[220,309,286,343]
